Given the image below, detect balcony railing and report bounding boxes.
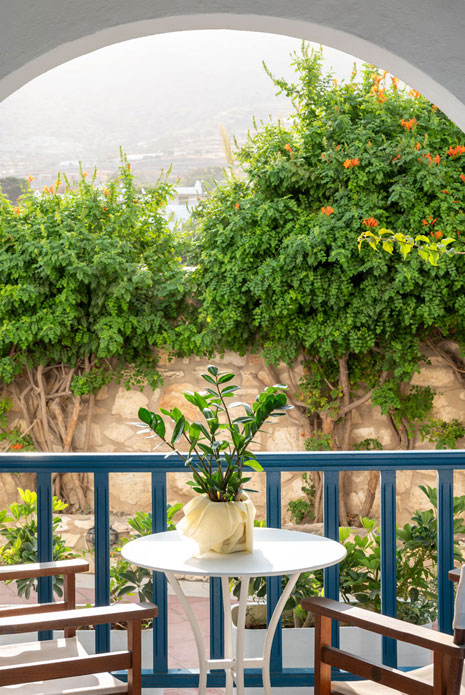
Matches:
[0,450,462,690]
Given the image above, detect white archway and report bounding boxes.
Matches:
[1,3,465,130]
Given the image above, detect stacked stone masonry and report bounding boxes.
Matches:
[6,348,465,525]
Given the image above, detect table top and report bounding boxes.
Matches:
[121,528,346,577]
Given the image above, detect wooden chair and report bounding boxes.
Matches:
[302,567,465,695]
[0,558,157,694]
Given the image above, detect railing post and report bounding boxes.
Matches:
[380,469,397,667]
[94,470,110,653]
[323,470,340,649]
[438,468,454,634]
[266,470,282,675]
[37,472,53,641]
[152,471,168,673]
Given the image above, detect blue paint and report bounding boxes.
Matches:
[1,449,465,474]
[266,470,283,673]
[324,470,340,649]
[210,577,224,664]
[438,468,454,633]
[151,471,168,672]
[380,469,397,666]
[37,472,53,641]
[94,471,110,653]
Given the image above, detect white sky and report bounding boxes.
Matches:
[0,31,365,175]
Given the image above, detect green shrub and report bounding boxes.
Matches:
[0,488,74,598]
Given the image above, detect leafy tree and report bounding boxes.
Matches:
[190,46,465,521]
[0,155,188,509]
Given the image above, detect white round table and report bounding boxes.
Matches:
[122,527,346,695]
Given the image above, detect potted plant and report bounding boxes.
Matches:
[137,365,291,554]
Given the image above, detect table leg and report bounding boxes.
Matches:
[262,572,301,695]
[221,576,234,695]
[165,571,207,694]
[234,576,251,695]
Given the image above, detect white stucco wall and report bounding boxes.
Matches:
[0,1,465,130]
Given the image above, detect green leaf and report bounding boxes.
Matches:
[201,373,216,385]
[218,373,235,384]
[207,365,219,376]
[171,416,186,446]
[243,459,264,472]
[221,385,240,396]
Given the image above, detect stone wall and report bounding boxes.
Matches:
[5,348,465,525]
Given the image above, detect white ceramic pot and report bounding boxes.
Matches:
[177,493,255,554]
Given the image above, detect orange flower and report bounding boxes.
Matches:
[104,188,110,196]
[82,171,88,179]
[414,142,421,151]
[448,145,465,156]
[321,206,335,215]
[460,174,465,182]
[435,231,443,240]
[390,76,399,89]
[343,159,352,168]
[27,175,34,183]
[351,158,360,166]
[433,154,440,164]
[127,163,131,170]
[333,78,338,87]
[431,105,438,112]
[442,190,450,194]
[48,185,54,194]
[284,144,293,154]
[321,153,326,159]
[377,89,386,103]
[235,203,240,210]
[336,144,341,150]
[422,219,428,225]
[103,206,107,211]
[362,217,378,228]
[14,207,20,215]
[425,153,433,163]
[400,118,418,131]
[372,74,383,85]
[392,155,401,162]
[409,89,421,99]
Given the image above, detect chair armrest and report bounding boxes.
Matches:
[0,602,157,634]
[0,559,89,581]
[301,596,463,656]
[449,568,462,583]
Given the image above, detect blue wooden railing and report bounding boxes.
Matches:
[0,450,461,690]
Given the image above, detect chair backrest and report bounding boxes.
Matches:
[452,564,465,645]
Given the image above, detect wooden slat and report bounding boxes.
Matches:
[322,646,433,695]
[128,619,141,695]
[449,569,461,583]
[0,651,131,686]
[0,602,67,618]
[64,571,76,638]
[302,597,463,657]
[0,602,157,634]
[0,559,89,581]
[315,614,332,695]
